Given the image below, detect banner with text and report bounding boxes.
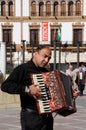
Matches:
[42,22,48,43]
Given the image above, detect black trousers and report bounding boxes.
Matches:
[20,109,54,130]
[78,80,85,96]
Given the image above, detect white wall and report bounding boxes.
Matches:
[83,22,86,43]
[23,0,29,16]
[83,0,86,15]
[12,23,21,43]
[23,23,29,42]
[15,0,21,16]
[0,42,6,77]
[0,24,2,41]
[61,22,72,44]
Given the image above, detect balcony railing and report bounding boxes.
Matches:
[31,11,82,17]
[0,11,14,16]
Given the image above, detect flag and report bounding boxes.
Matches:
[56,26,61,41]
[53,30,56,41]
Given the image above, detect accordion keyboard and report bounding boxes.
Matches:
[32,74,51,113]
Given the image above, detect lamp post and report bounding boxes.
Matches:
[57,26,61,70]
[77,41,80,67]
[29,42,34,58]
[10,42,12,67]
[53,40,57,70]
[21,40,26,63]
[58,41,61,70]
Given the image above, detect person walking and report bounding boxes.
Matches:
[66,64,77,89]
[75,66,86,96]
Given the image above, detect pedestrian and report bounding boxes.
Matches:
[66,64,77,89]
[66,64,76,88]
[75,66,86,96]
[1,45,79,130]
[81,63,86,72]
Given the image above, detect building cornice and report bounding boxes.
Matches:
[0,16,85,22]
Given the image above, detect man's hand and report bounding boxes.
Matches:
[73,88,80,99]
[29,84,41,99]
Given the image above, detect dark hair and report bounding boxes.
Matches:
[36,45,51,52]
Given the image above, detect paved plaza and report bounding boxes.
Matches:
[0,90,86,130]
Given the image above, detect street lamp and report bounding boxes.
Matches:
[58,41,61,70]
[77,41,80,67]
[21,40,26,63]
[53,40,57,70]
[10,42,12,67]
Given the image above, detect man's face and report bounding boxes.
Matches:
[79,67,82,72]
[34,47,51,67]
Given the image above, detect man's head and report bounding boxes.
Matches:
[79,66,82,72]
[33,45,52,67]
[69,64,73,71]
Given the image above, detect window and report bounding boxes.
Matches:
[68,1,74,16]
[1,0,14,16]
[46,1,51,16]
[1,1,6,16]
[51,29,59,46]
[54,2,59,16]
[3,29,12,43]
[76,0,81,16]
[30,29,39,46]
[61,1,66,16]
[8,1,14,16]
[73,29,82,45]
[39,2,44,16]
[31,1,36,16]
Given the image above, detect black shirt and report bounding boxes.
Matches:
[1,59,48,110]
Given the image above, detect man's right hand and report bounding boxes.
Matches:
[29,84,41,99]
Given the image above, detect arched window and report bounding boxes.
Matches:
[46,1,51,16]
[39,2,44,16]
[1,1,6,16]
[53,2,59,16]
[31,1,36,16]
[68,1,74,16]
[8,1,14,16]
[61,1,66,16]
[75,0,81,16]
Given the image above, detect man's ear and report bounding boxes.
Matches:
[34,51,38,56]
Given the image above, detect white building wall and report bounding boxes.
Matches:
[0,24,2,41]
[12,23,21,43]
[83,0,86,15]
[15,0,21,16]
[61,22,72,44]
[23,0,29,16]
[23,23,29,42]
[83,23,86,43]
[0,42,6,77]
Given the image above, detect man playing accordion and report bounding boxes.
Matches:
[1,45,79,130]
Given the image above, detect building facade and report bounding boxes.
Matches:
[0,0,86,71]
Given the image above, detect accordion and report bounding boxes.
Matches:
[31,70,76,116]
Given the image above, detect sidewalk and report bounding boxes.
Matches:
[0,108,21,130]
[0,92,86,130]
[54,95,86,130]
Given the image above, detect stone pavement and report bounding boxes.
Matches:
[0,91,86,130]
